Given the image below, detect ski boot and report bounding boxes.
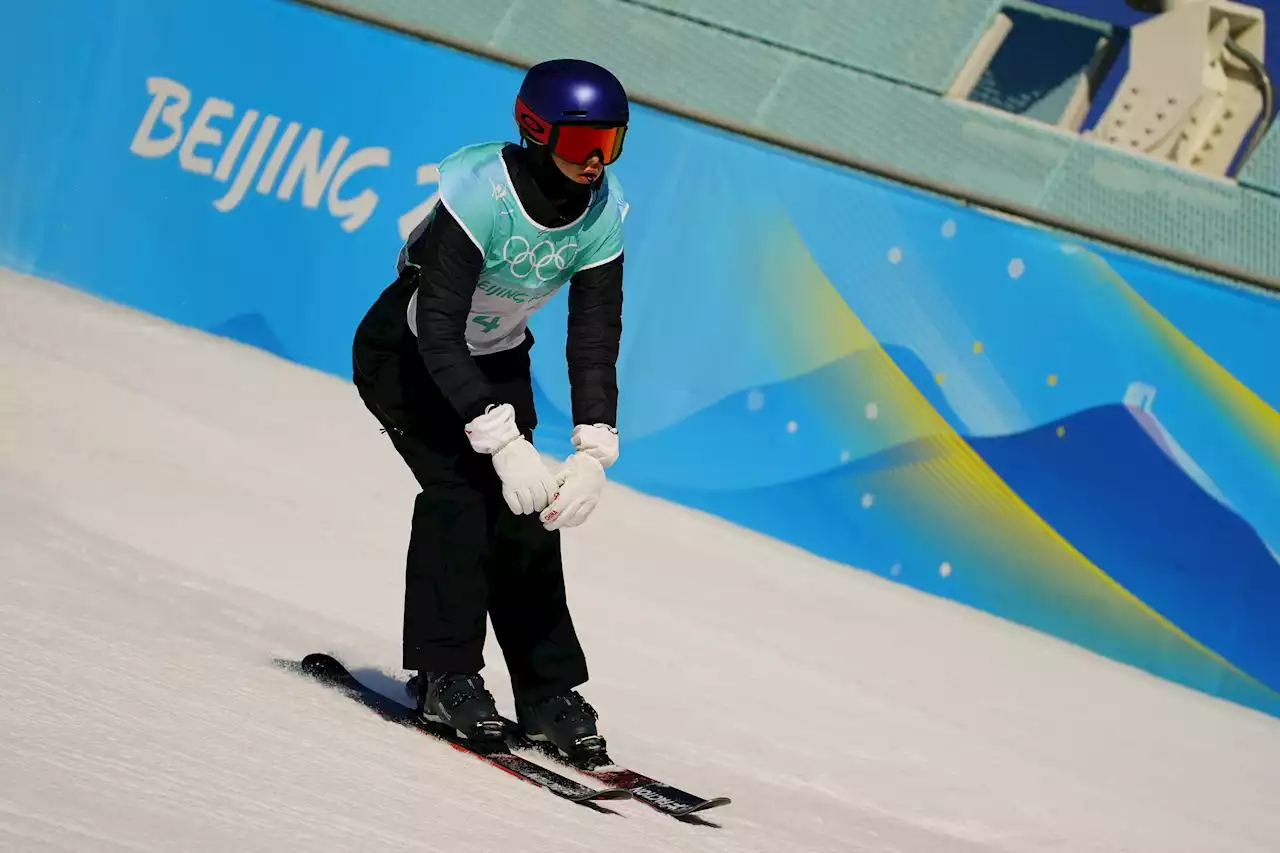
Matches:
[518,690,608,766]
[407,672,506,742]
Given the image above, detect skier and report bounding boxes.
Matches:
[350,58,630,759]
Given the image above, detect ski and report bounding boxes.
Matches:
[506,726,732,819]
[277,654,632,809]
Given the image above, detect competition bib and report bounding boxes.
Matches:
[404,142,627,355]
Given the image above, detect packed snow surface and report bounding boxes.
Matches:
[3,269,1280,852]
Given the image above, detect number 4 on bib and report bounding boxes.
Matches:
[472,315,501,334]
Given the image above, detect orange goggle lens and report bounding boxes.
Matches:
[552,124,627,165]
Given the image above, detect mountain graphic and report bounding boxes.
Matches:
[206,313,291,361]
[533,344,966,491]
[1123,381,1233,509]
[969,403,1280,693]
[531,320,1280,707]
[586,392,1280,705]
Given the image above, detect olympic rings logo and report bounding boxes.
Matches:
[502,236,578,282]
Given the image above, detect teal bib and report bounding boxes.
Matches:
[406,142,627,355]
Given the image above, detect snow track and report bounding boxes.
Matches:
[3,269,1280,852]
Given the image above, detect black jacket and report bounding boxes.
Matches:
[396,144,623,428]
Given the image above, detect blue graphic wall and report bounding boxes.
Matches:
[3,0,1279,717]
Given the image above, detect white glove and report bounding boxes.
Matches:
[464,403,557,515]
[492,438,559,515]
[464,403,522,454]
[571,423,619,468]
[540,453,607,531]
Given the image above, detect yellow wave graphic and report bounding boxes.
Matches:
[1068,248,1280,468]
[759,218,1279,706]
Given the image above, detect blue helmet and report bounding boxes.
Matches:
[515,59,629,164]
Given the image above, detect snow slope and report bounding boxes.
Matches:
[3,268,1280,853]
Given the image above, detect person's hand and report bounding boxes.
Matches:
[464,403,522,454]
[493,438,559,515]
[464,403,557,515]
[570,423,619,468]
[540,453,607,530]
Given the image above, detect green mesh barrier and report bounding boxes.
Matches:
[611,0,1001,92]
[490,0,791,124]
[1239,125,1280,198]
[317,0,1280,281]
[756,60,1075,205]
[335,0,516,43]
[1042,141,1280,278]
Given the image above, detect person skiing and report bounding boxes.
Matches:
[350,58,630,760]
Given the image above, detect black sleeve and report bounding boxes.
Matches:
[407,205,498,423]
[566,253,624,427]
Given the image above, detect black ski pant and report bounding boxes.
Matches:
[351,284,588,706]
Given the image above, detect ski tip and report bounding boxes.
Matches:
[295,653,348,682]
[677,796,732,816]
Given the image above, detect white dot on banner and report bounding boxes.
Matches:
[889,247,903,265]
[865,401,879,421]
[840,450,851,464]
[786,420,798,434]
[746,389,765,411]
[942,220,957,239]
[861,493,874,509]
[1009,258,1026,279]
[890,564,902,577]
[940,561,953,578]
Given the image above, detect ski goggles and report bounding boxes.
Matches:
[516,98,628,165]
[550,122,627,165]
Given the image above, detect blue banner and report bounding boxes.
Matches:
[4,0,1280,716]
